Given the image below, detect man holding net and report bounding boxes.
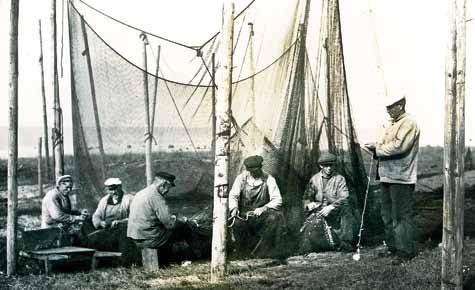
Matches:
[299,153,356,253]
[228,155,284,257]
[364,96,420,261]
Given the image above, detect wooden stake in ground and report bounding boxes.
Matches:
[51,0,64,179]
[38,20,51,182]
[442,0,466,289]
[38,137,43,197]
[140,32,153,186]
[211,1,234,282]
[7,0,19,276]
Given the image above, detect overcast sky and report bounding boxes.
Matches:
[0,0,474,157]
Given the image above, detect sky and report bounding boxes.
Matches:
[0,0,474,157]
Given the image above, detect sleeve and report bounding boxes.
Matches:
[47,195,76,224]
[331,176,349,209]
[264,176,282,210]
[92,197,107,229]
[376,118,419,158]
[150,196,176,230]
[228,174,243,211]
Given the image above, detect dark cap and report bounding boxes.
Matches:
[318,152,337,165]
[244,155,264,170]
[155,171,176,186]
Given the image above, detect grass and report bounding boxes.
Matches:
[2,146,475,289]
[1,245,474,290]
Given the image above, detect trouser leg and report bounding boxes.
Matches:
[389,183,416,257]
[380,183,395,251]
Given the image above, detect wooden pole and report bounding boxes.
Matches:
[38,138,43,196]
[38,20,51,182]
[211,53,216,154]
[51,0,64,179]
[150,45,161,138]
[7,0,19,276]
[211,1,234,282]
[51,127,56,177]
[140,33,153,186]
[442,0,466,289]
[80,16,106,182]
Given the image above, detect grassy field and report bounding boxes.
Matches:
[1,146,475,289]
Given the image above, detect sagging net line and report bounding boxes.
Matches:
[67,1,307,208]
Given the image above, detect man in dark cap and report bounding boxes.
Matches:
[127,172,201,264]
[228,155,284,257]
[364,96,420,261]
[300,152,357,253]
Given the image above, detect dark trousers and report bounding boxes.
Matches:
[230,210,285,257]
[380,182,416,257]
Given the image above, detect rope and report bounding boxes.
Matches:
[76,0,198,51]
[227,211,256,228]
[355,155,374,250]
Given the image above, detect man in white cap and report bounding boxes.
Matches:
[88,178,137,261]
[41,174,89,229]
[364,96,420,261]
[92,177,133,230]
[300,152,357,253]
[228,155,284,257]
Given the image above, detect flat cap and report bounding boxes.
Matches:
[104,177,122,186]
[56,174,73,186]
[244,155,264,170]
[155,171,176,186]
[318,152,337,165]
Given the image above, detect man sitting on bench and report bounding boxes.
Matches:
[127,172,201,265]
[41,174,90,246]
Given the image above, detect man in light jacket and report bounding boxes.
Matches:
[365,95,420,260]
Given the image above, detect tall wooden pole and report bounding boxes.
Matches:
[38,138,43,197]
[211,1,234,282]
[7,0,19,276]
[38,20,51,182]
[442,0,466,289]
[80,16,106,182]
[51,0,64,179]
[211,53,216,154]
[141,33,153,186]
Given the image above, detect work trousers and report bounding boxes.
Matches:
[380,182,416,257]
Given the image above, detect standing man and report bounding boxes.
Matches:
[127,172,200,263]
[365,96,420,260]
[228,155,284,257]
[300,152,357,253]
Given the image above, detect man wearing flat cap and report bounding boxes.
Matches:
[364,96,420,261]
[127,172,199,263]
[228,155,284,257]
[300,152,357,253]
[41,175,89,229]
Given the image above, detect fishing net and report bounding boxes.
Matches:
[67,0,368,240]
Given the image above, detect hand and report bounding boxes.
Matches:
[74,215,86,223]
[110,220,120,229]
[306,202,319,212]
[253,206,268,217]
[80,209,90,217]
[230,208,239,218]
[317,205,335,217]
[99,220,110,229]
[177,216,188,224]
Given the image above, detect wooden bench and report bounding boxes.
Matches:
[20,228,96,275]
[91,251,123,270]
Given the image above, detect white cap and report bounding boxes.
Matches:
[385,95,406,107]
[104,177,122,186]
[56,174,73,186]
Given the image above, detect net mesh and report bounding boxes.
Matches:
[68,0,367,230]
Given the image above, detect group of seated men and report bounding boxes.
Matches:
[40,152,358,265]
